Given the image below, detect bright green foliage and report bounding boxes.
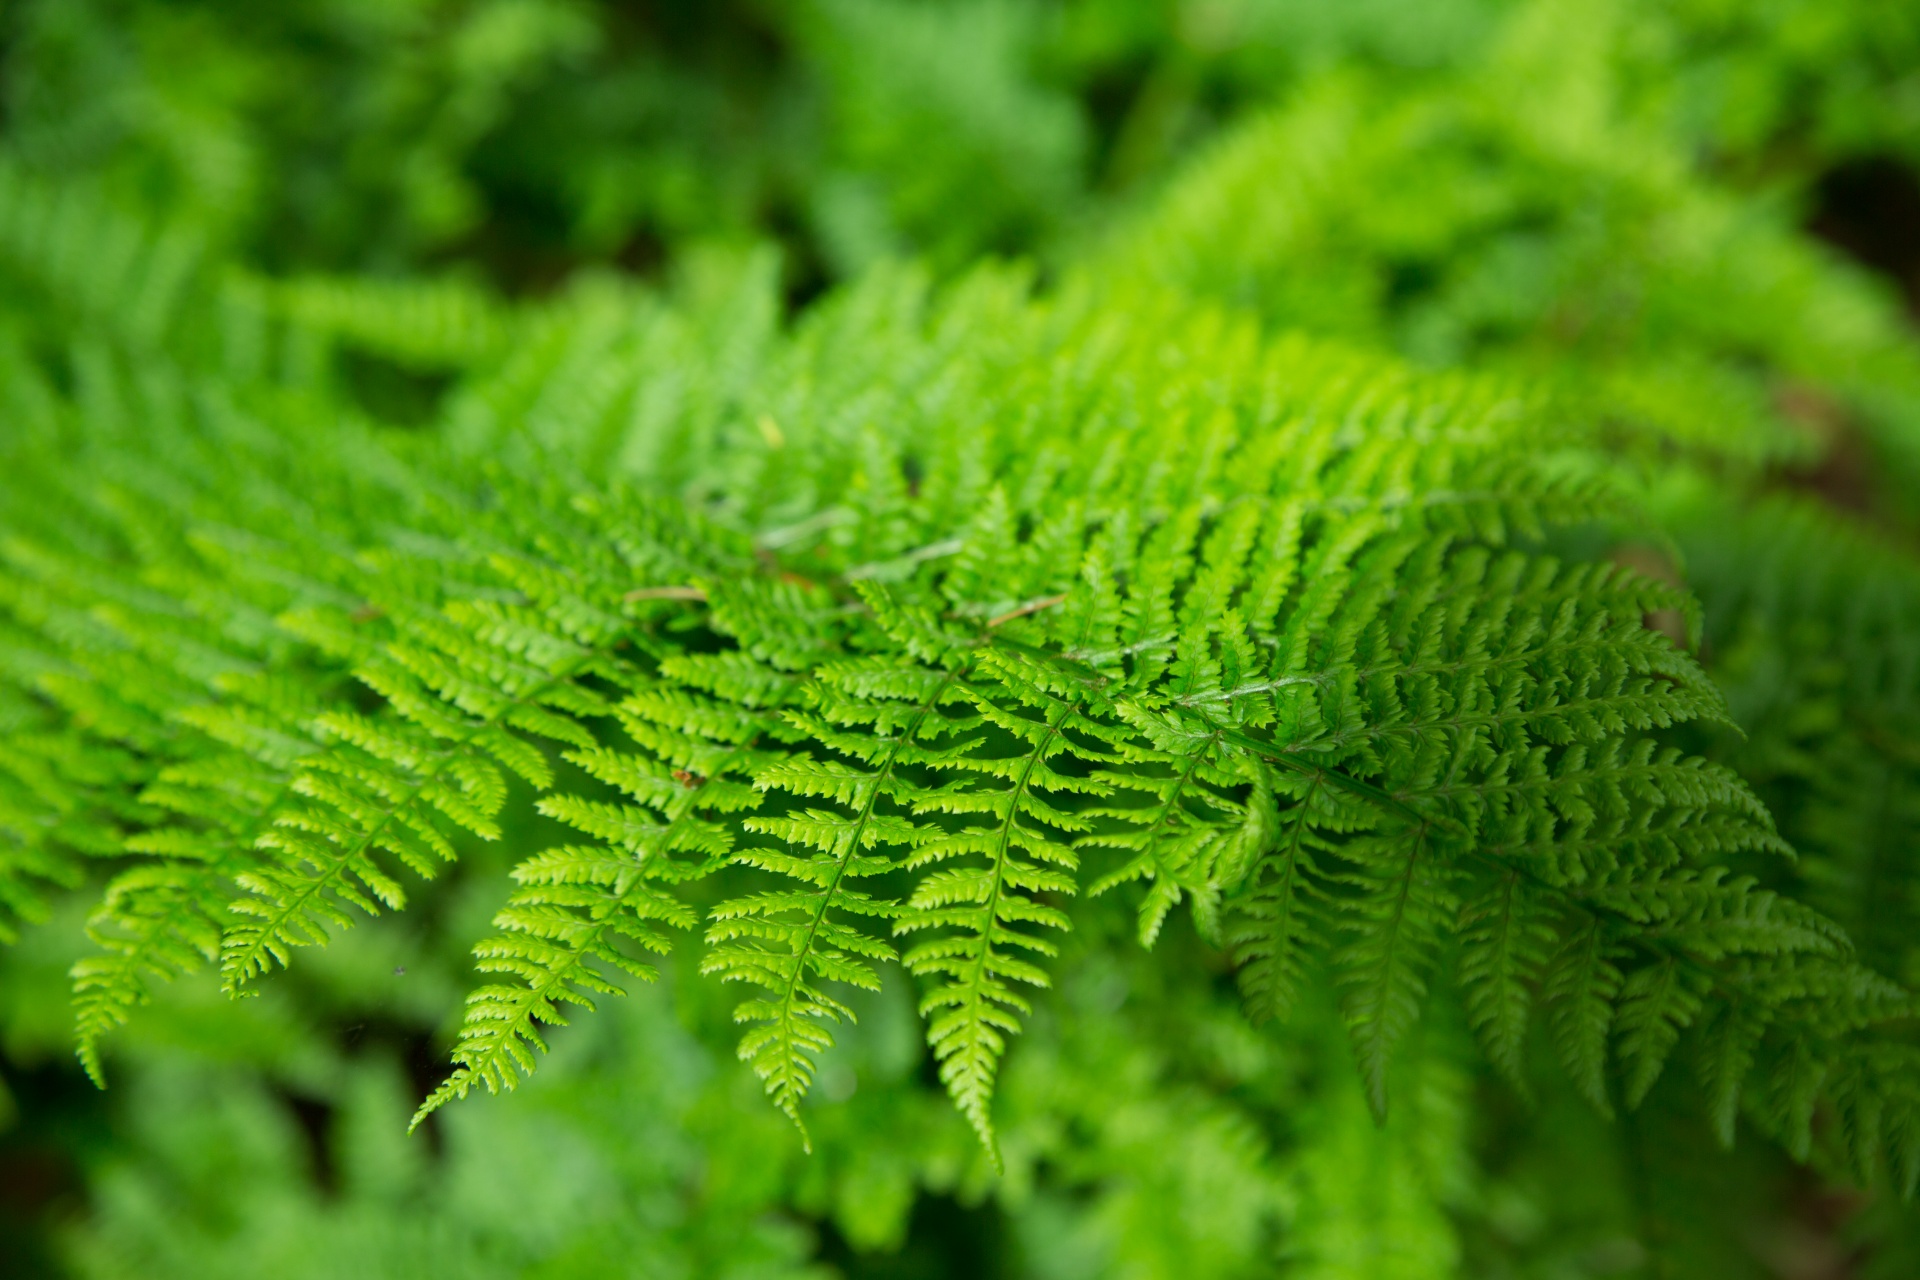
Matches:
[2,0,1920,1276]
[706,641,969,1143]
[1,190,1907,1181]
[1097,60,1920,478]
[1085,0,1920,1205]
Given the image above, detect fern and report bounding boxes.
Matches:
[896,651,1103,1158]
[3,3,1920,1274]
[704,645,967,1140]
[411,688,761,1122]
[1,73,1918,1236]
[0,259,1869,1161]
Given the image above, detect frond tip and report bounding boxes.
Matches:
[412,843,692,1127]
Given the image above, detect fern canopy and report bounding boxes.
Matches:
[4,0,1920,1275]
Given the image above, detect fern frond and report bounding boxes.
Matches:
[417,627,786,1119]
[1334,823,1451,1122]
[705,656,970,1140]
[212,476,721,989]
[0,692,136,943]
[0,158,209,351]
[892,648,1112,1159]
[1227,773,1343,1024]
[1457,868,1554,1094]
[1,178,1912,1192]
[1542,914,1625,1115]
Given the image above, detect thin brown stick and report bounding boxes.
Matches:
[987,593,1067,629]
[623,585,709,603]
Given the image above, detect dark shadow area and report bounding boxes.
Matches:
[814,1191,1017,1280]
[335,1018,448,1161]
[281,1090,339,1199]
[1809,156,1920,318]
[338,349,456,430]
[0,1059,107,1280]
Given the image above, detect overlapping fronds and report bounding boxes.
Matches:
[0,156,1914,1195]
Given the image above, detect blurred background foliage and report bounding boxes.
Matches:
[2,0,1919,1276]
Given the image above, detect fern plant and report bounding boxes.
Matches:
[0,164,1911,1190]
[3,2,1920,1274]
[1078,0,1920,1204]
